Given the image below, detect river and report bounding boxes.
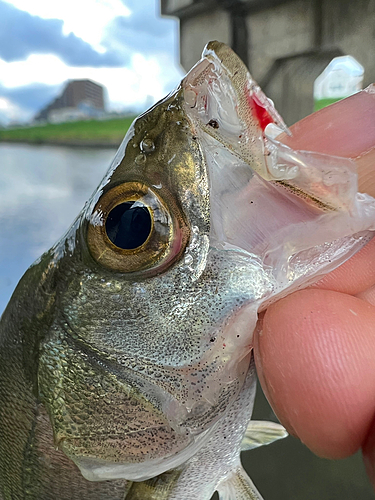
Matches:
[0,143,117,314]
[0,142,373,499]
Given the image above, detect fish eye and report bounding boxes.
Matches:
[87,182,188,274]
[105,201,152,250]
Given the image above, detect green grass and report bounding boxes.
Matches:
[0,116,136,146]
[314,97,342,111]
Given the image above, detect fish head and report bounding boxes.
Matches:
[39,73,260,482]
[38,42,374,483]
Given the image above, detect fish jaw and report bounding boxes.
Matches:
[124,356,288,500]
[182,40,358,210]
[182,40,289,183]
[182,41,375,299]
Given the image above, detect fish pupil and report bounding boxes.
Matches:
[105,202,151,249]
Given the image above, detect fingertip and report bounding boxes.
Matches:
[279,87,375,198]
[282,88,375,162]
[313,236,375,295]
[254,289,375,459]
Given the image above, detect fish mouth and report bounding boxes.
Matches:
[182,40,355,209]
[182,40,290,185]
[181,41,374,289]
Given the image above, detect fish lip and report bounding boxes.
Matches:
[202,41,290,137]
[182,41,368,262]
[181,40,290,183]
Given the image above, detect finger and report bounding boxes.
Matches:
[356,284,375,306]
[254,289,375,459]
[280,86,375,197]
[313,236,375,295]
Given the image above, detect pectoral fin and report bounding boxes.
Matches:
[241,420,288,451]
[217,466,264,500]
[125,469,181,500]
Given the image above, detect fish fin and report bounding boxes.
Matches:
[125,469,182,499]
[241,420,288,451]
[217,466,264,500]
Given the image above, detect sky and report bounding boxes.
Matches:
[0,0,184,125]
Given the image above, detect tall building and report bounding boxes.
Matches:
[36,79,105,122]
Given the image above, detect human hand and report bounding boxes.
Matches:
[253,87,375,488]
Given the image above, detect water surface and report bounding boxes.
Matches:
[0,143,116,314]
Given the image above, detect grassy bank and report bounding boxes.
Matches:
[0,116,136,147]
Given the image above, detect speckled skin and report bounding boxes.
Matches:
[126,357,261,500]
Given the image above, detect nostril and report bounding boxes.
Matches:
[207,119,219,129]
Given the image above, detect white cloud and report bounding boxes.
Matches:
[0,97,27,124]
[0,55,69,88]
[1,0,131,49]
[0,0,184,121]
[0,52,182,117]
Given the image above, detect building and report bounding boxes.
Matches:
[36,79,105,122]
[161,0,375,125]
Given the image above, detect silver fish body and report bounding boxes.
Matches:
[1,42,375,500]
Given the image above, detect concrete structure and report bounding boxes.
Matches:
[36,79,105,122]
[161,0,375,125]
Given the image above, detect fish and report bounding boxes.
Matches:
[1,41,375,500]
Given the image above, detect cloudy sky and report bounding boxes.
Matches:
[0,0,184,125]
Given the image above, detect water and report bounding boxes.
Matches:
[0,143,117,314]
[0,143,373,499]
